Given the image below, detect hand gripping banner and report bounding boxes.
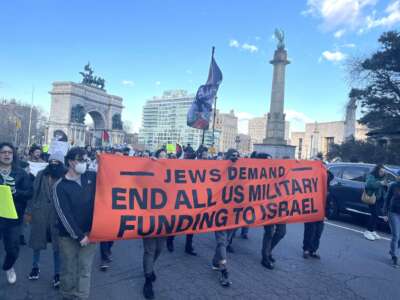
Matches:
[90,155,328,241]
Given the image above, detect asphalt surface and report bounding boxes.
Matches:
[1,217,399,300]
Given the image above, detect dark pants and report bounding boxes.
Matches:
[167,235,194,250]
[1,225,21,271]
[100,241,114,261]
[367,203,380,232]
[303,221,324,252]
[261,224,286,262]
[143,238,165,276]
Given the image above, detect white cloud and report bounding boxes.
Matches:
[121,80,135,87]
[321,50,347,62]
[341,43,356,48]
[242,43,258,53]
[186,69,193,75]
[155,81,161,86]
[334,29,346,38]
[229,39,240,48]
[305,0,400,35]
[304,0,377,35]
[255,36,261,41]
[229,39,258,53]
[366,0,400,29]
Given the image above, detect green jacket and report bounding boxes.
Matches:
[365,174,385,200]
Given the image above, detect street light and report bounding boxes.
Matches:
[235,135,241,150]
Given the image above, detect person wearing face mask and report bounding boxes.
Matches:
[53,147,97,300]
[24,151,66,288]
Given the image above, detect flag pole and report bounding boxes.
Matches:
[211,46,217,146]
[27,86,34,147]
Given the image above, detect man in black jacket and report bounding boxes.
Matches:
[53,147,97,300]
[0,142,33,284]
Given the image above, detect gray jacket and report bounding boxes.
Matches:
[26,170,59,251]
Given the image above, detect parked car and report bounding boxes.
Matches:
[326,162,400,220]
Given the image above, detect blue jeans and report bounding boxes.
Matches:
[32,249,60,275]
[388,212,400,257]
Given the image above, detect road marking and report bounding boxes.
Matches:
[325,221,391,241]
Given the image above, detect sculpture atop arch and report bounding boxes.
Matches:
[46,81,125,146]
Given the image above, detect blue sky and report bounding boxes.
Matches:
[1,0,399,133]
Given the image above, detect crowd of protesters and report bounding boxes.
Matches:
[0,141,399,300]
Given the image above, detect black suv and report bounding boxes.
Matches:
[326,163,400,219]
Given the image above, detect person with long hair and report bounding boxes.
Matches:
[25,151,66,288]
[364,164,386,241]
[0,142,33,284]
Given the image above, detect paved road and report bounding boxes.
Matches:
[1,218,399,300]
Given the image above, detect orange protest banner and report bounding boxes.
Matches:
[90,155,327,241]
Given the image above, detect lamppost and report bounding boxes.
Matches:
[235,135,241,151]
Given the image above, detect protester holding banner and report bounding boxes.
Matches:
[211,148,239,287]
[249,151,287,270]
[302,167,334,259]
[25,151,66,288]
[166,148,200,256]
[53,147,97,300]
[141,148,168,299]
[0,142,33,284]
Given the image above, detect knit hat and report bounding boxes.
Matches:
[49,151,65,163]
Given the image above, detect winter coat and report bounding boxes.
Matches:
[25,170,60,251]
[365,174,385,201]
[0,166,33,228]
[384,181,400,215]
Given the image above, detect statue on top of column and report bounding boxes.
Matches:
[274,29,285,50]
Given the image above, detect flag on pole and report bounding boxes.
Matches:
[187,47,223,130]
[102,130,110,143]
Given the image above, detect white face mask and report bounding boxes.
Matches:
[74,162,87,174]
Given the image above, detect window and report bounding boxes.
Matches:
[342,167,368,182]
[385,172,397,183]
[329,166,342,178]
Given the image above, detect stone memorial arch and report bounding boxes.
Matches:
[46,79,125,146]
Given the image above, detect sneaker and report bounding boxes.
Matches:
[363,231,376,241]
[310,252,321,259]
[227,245,234,253]
[392,256,398,268]
[185,247,197,256]
[166,239,174,252]
[219,269,232,287]
[303,251,310,259]
[100,261,110,272]
[212,262,221,271]
[143,279,154,299]
[261,260,274,270]
[53,274,60,288]
[28,267,40,280]
[372,231,381,240]
[6,268,16,284]
[149,272,157,282]
[241,234,248,239]
[269,255,276,263]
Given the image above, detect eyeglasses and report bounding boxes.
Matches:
[0,151,13,155]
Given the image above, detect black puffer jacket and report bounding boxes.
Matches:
[0,167,33,228]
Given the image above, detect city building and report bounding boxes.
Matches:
[290,121,368,159]
[139,90,220,151]
[214,109,238,152]
[236,134,252,154]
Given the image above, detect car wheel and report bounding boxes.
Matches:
[326,195,339,220]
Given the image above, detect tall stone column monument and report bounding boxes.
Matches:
[254,29,295,158]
